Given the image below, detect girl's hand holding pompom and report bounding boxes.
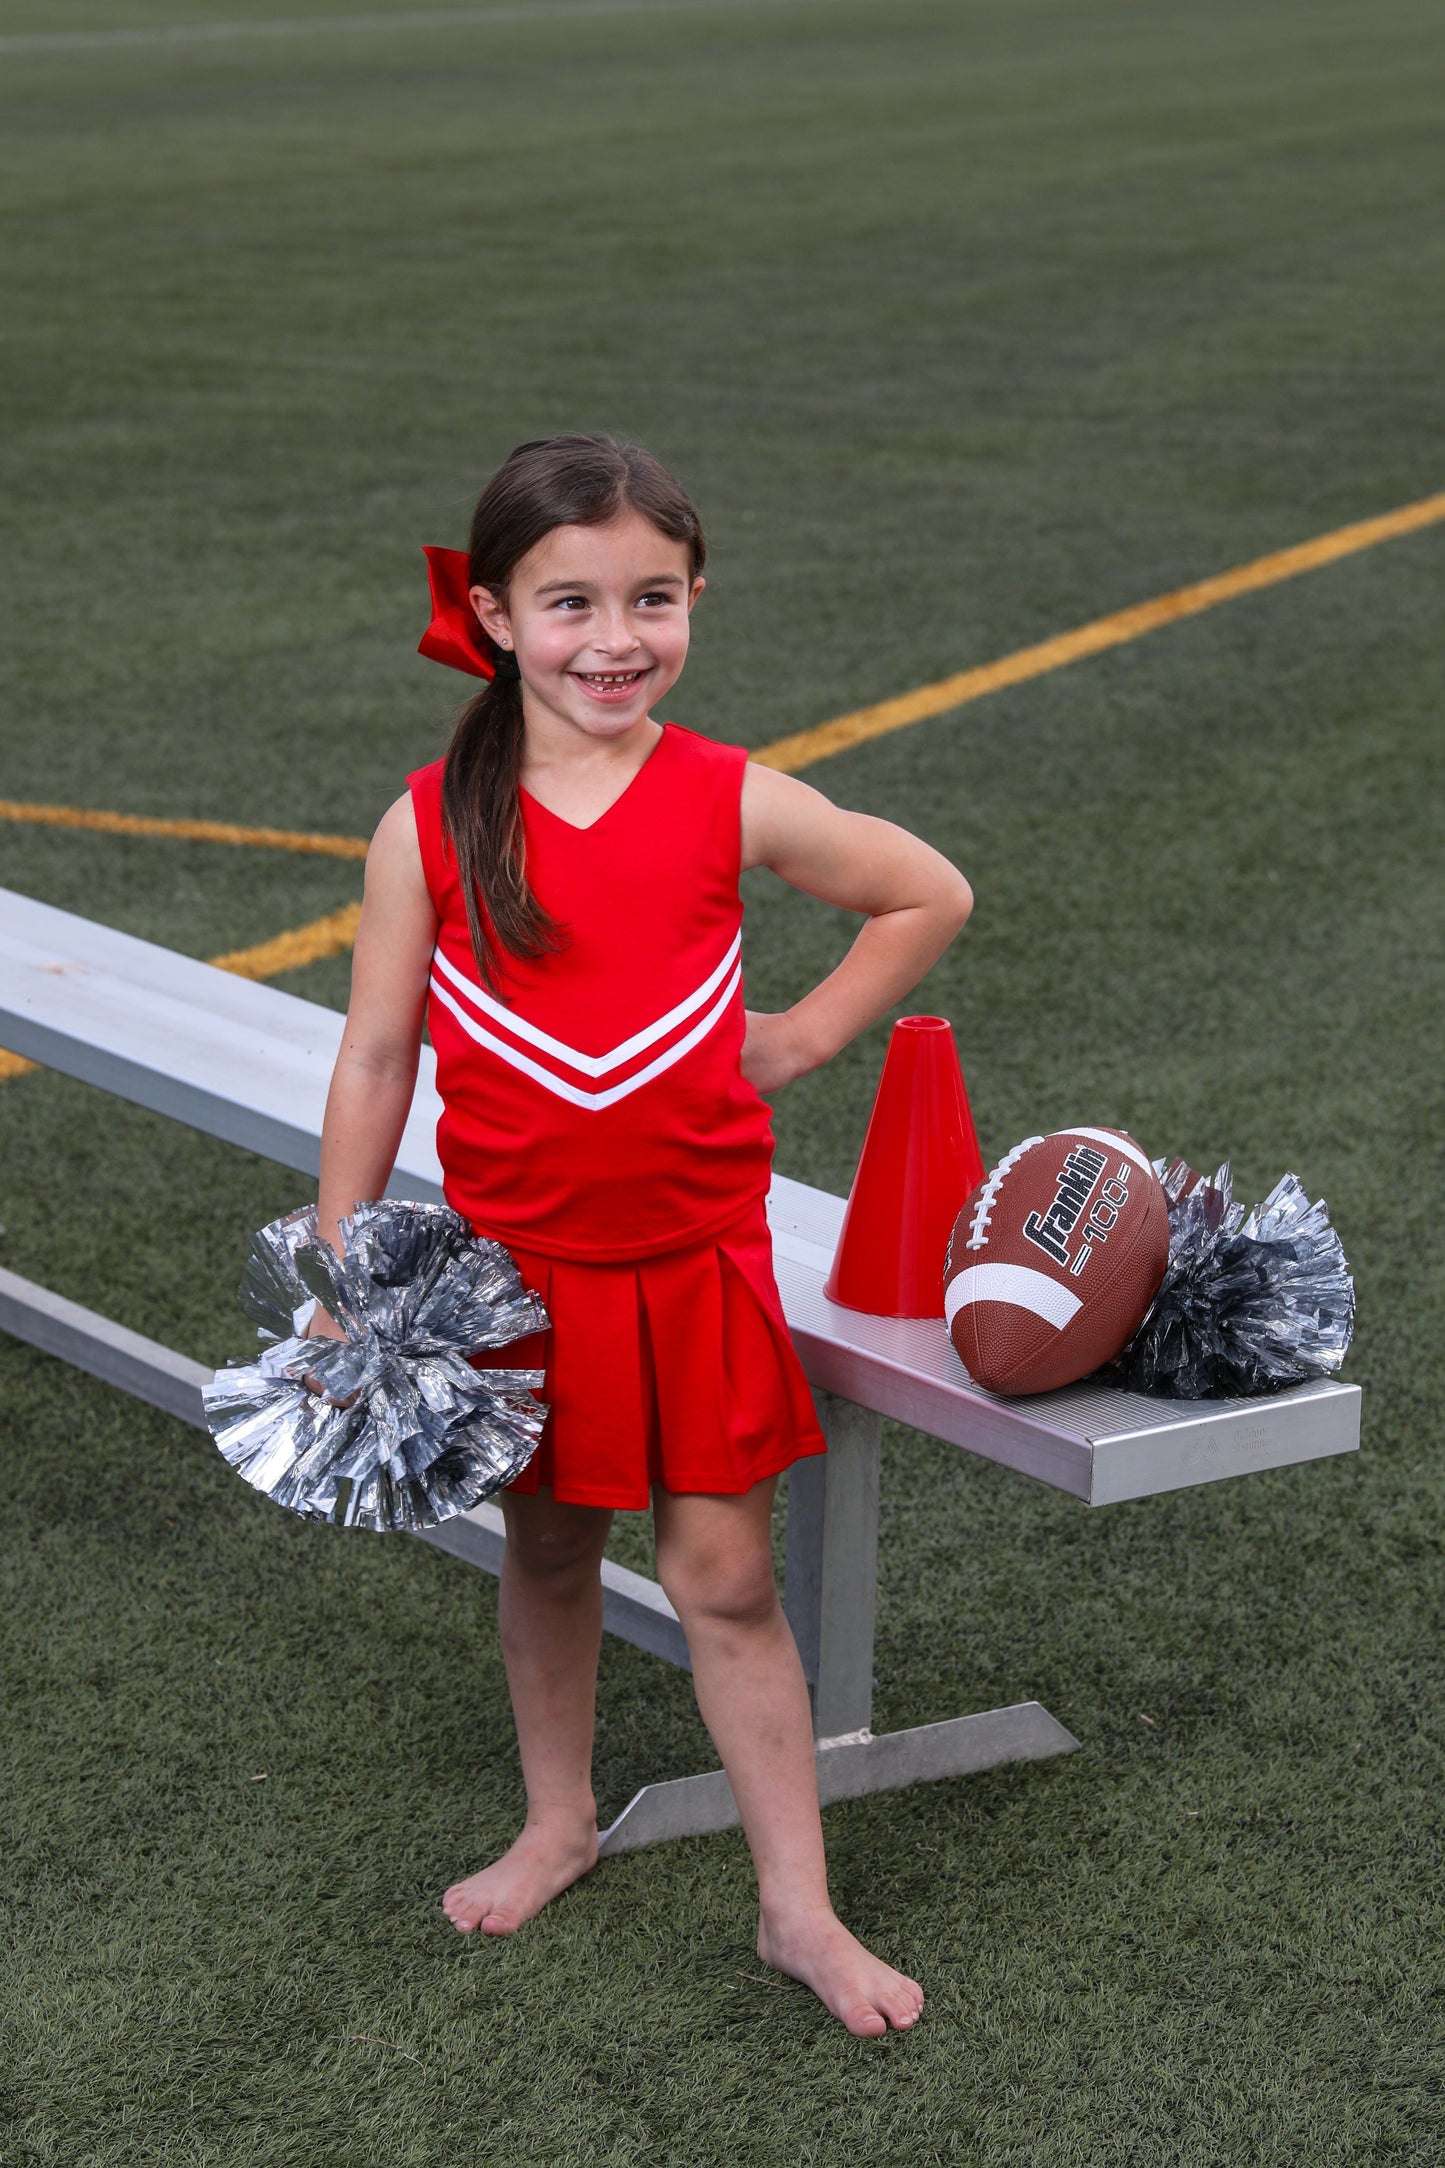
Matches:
[302,1301,355,1404]
[203,1201,549,1530]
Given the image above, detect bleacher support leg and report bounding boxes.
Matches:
[783,1391,882,1739]
[596,1392,1079,1856]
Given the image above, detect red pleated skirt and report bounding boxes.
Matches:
[469,1197,825,1510]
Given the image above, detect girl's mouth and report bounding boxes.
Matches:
[572,667,648,703]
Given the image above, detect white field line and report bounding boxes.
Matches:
[0,0,810,58]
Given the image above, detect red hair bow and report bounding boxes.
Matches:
[417,545,496,679]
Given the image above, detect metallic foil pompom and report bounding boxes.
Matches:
[202,1200,549,1530]
[1109,1158,1355,1400]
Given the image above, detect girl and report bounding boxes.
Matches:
[315,434,972,2038]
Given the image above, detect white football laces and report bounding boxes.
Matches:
[965,1135,1045,1251]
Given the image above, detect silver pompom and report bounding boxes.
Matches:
[203,1200,549,1530]
[1110,1159,1355,1399]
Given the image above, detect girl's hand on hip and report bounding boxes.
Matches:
[741,1009,815,1096]
[738,766,973,1073]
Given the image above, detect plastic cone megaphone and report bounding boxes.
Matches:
[824,1016,985,1319]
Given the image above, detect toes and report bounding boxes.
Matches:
[843,2004,889,2039]
[872,1970,924,2031]
[443,1899,517,1935]
[442,1887,490,1932]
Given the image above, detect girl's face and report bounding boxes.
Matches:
[470,510,704,744]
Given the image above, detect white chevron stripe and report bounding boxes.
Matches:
[945,1262,1083,1333]
[1068,1126,1156,1178]
[429,961,743,1109]
[431,931,742,1078]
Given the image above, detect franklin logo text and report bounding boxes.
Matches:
[1023,1145,1135,1277]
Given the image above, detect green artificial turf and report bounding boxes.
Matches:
[2,0,1444,2160]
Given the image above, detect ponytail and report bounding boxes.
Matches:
[440,670,562,997]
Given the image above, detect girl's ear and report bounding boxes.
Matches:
[687,575,706,614]
[469,584,511,648]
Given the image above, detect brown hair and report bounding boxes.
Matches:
[441,432,706,993]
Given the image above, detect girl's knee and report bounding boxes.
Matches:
[503,1505,610,1583]
[657,1546,779,1631]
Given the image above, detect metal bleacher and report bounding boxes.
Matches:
[0,886,1359,1850]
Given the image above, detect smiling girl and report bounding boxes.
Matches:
[314,434,971,2036]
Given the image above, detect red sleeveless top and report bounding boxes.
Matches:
[407,723,775,1263]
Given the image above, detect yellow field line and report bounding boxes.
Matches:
[6,490,1439,862]
[0,800,369,859]
[0,901,364,1083]
[752,489,1445,772]
[208,901,363,980]
[3,487,1441,1086]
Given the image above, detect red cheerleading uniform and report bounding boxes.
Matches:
[407,722,824,1508]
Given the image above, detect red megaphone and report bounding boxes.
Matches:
[824,1016,985,1319]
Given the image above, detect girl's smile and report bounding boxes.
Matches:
[572,664,650,704]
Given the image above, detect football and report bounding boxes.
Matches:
[944,1127,1170,1394]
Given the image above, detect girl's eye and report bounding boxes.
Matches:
[638,591,674,608]
[552,595,590,611]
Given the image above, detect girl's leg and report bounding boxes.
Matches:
[652,1479,924,2037]
[442,1488,613,1935]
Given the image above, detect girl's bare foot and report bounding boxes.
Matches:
[758,1910,924,2037]
[442,1816,599,1936]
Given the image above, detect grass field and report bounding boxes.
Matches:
[3,1,1444,2160]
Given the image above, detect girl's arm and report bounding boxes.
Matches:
[309,793,438,1332]
[739,763,973,1094]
